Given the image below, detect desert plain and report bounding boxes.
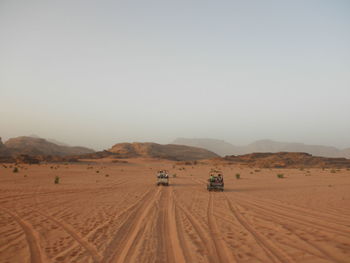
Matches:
[0,159,350,263]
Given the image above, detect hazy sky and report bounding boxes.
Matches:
[1,0,349,150]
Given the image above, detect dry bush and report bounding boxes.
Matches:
[54,176,60,184]
[277,173,284,179]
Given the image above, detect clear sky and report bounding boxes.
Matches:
[1,0,349,150]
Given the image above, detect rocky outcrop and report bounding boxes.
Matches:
[4,136,94,156]
[108,142,219,161]
[214,152,350,168]
[173,138,350,158]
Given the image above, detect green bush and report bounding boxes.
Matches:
[235,173,241,179]
[54,176,60,184]
[277,173,284,179]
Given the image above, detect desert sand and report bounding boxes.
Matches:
[0,159,350,263]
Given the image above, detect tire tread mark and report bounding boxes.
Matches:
[0,207,46,263]
[102,187,162,263]
[237,200,347,263]
[236,197,350,238]
[168,188,186,263]
[207,193,237,263]
[176,203,217,262]
[224,195,294,263]
[33,209,102,262]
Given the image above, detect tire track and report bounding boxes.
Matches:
[167,187,186,263]
[101,186,162,263]
[32,209,102,262]
[207,193,237,263]
[0,207,46,263]
[115,187,162,263]
[176,202,217,262]
[237,194,350,229]
[236,196,350,238]
[236,200,347,263]
[52,187,154,261]
[223,195,295,263]
[257,198,350,226]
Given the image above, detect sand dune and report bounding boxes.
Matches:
[0,160,349,262]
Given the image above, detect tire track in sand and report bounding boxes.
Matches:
[33,209,102,262]
[176,203,217,262]
[126,187,185,263]
[223,194,295,263]
[235,199,348,263]
[207,193,237,263]
[0,207,46,263]
[166,187,186,263]
[236,196,350,238]
[52,188,153,262]
[102,186,162,263]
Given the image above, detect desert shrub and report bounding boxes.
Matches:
[172,174,177,178]
[13,167,19,173]
[96,170,100,173]
[185,161,192,165]
[330,169,336,173]
[3,165,7,168]
[105,174,109,177]
[299,168,304,171]
[24,174,27,177]
[277,173,284,179]
[235,173,241,179]
[254,169,260,172]
[54,176,60,184]
[250,172,253,174]
[347,168,350,171]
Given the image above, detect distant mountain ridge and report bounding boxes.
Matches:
[1,136,94,157]
[107,142,219,161]
[173,138,350,158]
[212,152,350,168]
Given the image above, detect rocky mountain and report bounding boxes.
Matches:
[172,138,350,158]
[107,142,219,161]
[212,152,350,168]
[172,138,242,156]
[0,137,10,155]
[3,136,94,157]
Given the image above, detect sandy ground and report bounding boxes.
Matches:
[0,159,350,263]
